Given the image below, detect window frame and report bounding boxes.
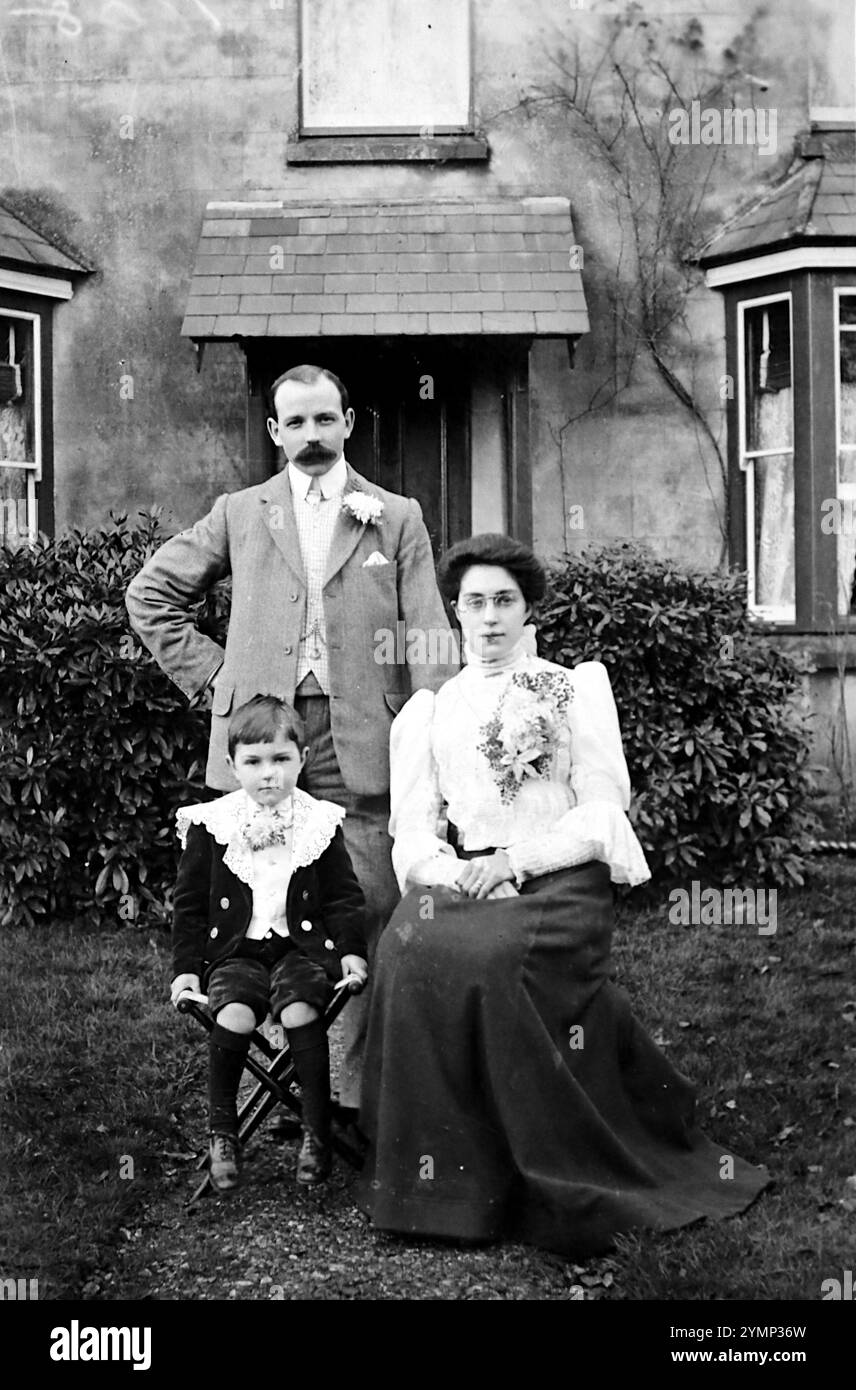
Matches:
[834,287,856,617]
[297,0,475,137]
[737,289,795,624]
[724,268,856,635]
[834,286,856,486]
[0,289,54,545]
[0,305,41,546]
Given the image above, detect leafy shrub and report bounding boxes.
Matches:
[537,544,816,886]
[0,523,816,929]
[0,512,230,929]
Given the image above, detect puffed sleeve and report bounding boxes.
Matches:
[389,689,463,893]
[505,662,650,887]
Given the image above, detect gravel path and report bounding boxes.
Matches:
[86,1126,619,1301]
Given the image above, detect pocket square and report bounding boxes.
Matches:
[363,551,389,567]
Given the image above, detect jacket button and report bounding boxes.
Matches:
[300,919,312,932]
[220,897,229,909]
[302,890,309,900]
[324,938,335,950]
[210,927,218,939]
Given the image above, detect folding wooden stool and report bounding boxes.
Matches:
[176,986,365,1204]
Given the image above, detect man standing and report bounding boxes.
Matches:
[126,364,457,1111]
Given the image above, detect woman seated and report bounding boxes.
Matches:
[356,533,768,1256]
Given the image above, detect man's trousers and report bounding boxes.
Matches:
[295,690,400,1110]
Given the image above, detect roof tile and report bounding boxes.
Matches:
[186,294,236,315]
[430,273,480,291]
[0,202,89,274]
[292,293,345,312]
[300,217,348,234]
[271,274,322,293]
[323,274,376,293]
[181,197,590,339]
[346,293,398,313]
[481,311,538,331]
[376,272,428,292]
[456,292,503,311]
[213,314,269,335]
[428,312,482,332]
[325,234,378,253]
[240,295,294,314]
[373,312,429,333]
[321,313,374,333]
[375,232,427,252]
[201,219,252,237]
[268,313,322,334]
[219,275,270,294]
[399,292,453,311]
[397,252,449,271]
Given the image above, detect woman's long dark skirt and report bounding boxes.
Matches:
[355,861,769,1256]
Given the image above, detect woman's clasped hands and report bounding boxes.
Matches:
[456,849,519,900]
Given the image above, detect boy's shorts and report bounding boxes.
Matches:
[206,937,337,1024]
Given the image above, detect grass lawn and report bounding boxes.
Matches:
[1,859,853,1301]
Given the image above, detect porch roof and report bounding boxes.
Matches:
[0,201,90,275]
[699,126,856,268]
[180,196,589,339]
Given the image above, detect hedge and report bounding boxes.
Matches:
[538,543,816,886]
[0,512,227,928]
[0,520,815,930]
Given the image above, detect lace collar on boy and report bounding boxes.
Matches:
[175,788,345,890]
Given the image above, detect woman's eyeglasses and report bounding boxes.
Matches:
[455,593,522,614]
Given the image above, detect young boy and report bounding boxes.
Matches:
[170,694,368,1192]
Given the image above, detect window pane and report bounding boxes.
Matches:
[837,510,856,617]
[301,0,470,132]
[840,331,856,447]
[840,449,856,488]
[0,467,31,549]
[744,301,792,452]
[0,316,36,464]
[752,452,794,615]
[840,297,856,326]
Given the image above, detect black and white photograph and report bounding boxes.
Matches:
[0,0,854,1346]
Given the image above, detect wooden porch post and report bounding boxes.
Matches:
[244,344,276,485]
[505,340,532,546]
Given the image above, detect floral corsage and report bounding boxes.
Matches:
[478,671,573,804]
[342,492,384,526]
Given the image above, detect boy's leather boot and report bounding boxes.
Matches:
[287,1018,332,1185]
[209,1133,240,1192]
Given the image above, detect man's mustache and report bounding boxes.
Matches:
[296,444,337,461]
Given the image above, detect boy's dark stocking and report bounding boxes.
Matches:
[208,1022,251,1136]
[286,1018,332,1139]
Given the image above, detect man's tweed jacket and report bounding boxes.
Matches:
[125,464,457,793]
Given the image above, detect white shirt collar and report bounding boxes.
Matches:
[287,455,349,500]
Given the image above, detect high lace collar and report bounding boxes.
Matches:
[462,634,533,678]
[176,787,345,889]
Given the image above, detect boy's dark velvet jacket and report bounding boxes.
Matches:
[172,819,368,986]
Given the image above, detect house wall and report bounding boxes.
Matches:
[0,0,842,550]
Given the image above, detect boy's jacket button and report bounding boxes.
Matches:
[324,938,335,950]
[220,897,230,909]
[210,927,218,938]
[300,919,312,932]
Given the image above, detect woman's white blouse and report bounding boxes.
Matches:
[389,655,650,892]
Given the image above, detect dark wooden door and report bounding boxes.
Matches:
[246,339,472,556]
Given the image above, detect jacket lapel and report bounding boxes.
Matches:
[260,469,305,585]
[323,464,372,586]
